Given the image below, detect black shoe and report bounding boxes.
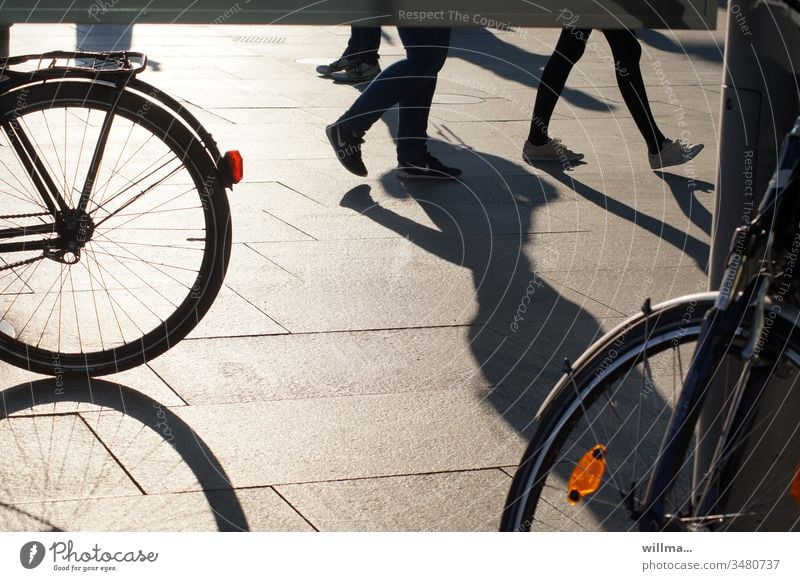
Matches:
[331,62,381,83]
[316,56,352,77]
[326,123,367,177]
[396,155,462,180]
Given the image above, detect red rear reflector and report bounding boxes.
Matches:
[224,150,243,184]
[792,462,800,505]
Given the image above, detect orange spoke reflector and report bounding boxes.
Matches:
[567,444,607,505]
[792,462,800,505]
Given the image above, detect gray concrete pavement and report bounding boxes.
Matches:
[0,16,724,531]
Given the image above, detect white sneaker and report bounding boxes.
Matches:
[523,138,584,164]
[649,138,704,169]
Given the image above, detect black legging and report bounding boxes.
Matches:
[528,28,666,154]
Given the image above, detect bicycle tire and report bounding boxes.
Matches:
[0,79,231,375]
[501,292,800,531]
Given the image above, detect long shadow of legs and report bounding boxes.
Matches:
[341,147,678,529]
[540,164,710,271]
[448,27,610,112]
[0,378,247,531]
[341,145,617,432]
[654,170,714,237]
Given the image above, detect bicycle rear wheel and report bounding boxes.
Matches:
[0,79,231,375]
[501,293,800,531]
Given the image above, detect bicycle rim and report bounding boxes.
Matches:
[0,80,229,375]
[502,293,800,531]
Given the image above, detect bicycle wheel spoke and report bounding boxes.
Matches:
[0,80,225,373]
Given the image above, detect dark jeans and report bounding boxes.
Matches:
[338,27,452,164]
[342,26,381,66]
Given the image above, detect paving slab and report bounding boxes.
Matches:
[151,325,554,407]
[276,469,510,531]
[0,487,311,532]
[0,363,184,413]
[0,415,139,504]
[1,17,725,532]
[84,392,529,490]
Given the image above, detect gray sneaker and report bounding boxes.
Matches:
[523,138,584,164]
[331,62,381,83]
[649,138,704,169]
[316,56,352,77]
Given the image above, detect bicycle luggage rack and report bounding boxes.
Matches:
[0,50,147,78]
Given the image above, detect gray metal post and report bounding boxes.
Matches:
[697,1,800,525]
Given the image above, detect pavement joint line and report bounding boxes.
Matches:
[147,363,191,406]
[536,273,651,317]
[276,180,328,207]
[241,242,304,280]
[261,209,319,241]
[126,383,499,407]
[270,486,320,532]
[266,466,517,489]
[181,322,482,341]
[76,414,148,497]
[0,501,65,530]
[222,283,291,334]
[185,105,236,125]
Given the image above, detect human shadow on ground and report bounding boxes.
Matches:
[340,141,648,434]
[447,27,612,113]
[0,378,247,531]
[338,141,682,528]
[654,170,714,237]
[538,164,710,271]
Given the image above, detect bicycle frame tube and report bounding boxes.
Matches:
[76,78,131,214]
[638,122,800,530]
[0,109,70,216]
[638,283,752,530]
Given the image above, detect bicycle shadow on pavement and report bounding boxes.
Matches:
[0,378,247,531]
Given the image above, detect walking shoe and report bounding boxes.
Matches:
[523,138,584,163]
[396,155,462,180]
[316,56,352,77]
[331,62,381,83]
[649,138,704,169]
[326,123,367,177]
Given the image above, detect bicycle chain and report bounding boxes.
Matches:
[0,255,44,272]
[0,212,51,220]
[0,212,52,270]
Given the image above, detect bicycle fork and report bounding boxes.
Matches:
[638,278,759,531]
